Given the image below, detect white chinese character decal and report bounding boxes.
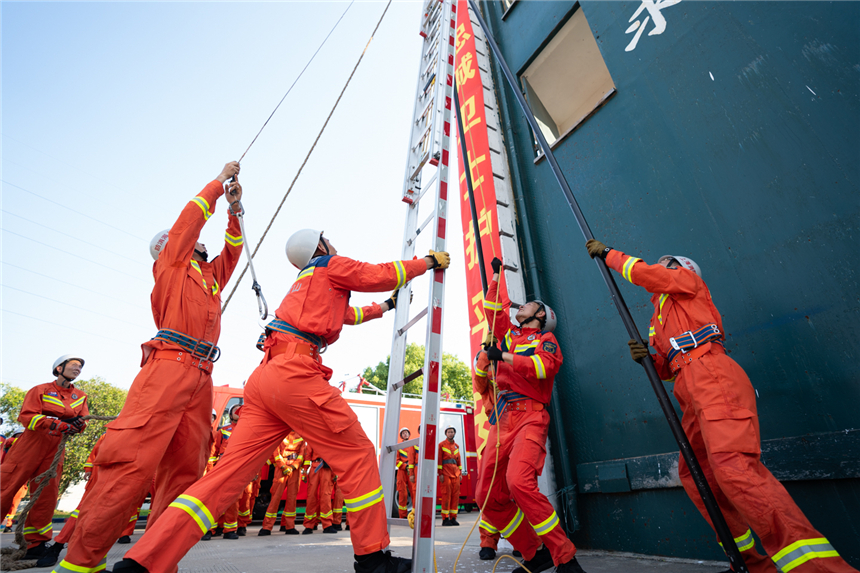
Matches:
[625,0,682,52]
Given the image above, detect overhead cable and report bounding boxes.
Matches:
[1,284,150,329]
[2,309,137,345]
[221,0,393,314]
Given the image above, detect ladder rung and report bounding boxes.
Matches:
[397,307,428,336]
[387,518,411,527]
[406,213,435,246]
[392,367,424,391]
[385,437,420,453]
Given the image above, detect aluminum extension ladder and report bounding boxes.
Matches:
[378,0,456,571]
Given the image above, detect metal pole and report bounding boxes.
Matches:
[467,2,749,571]
[453,86,489,296]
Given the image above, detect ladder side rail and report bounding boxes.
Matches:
[412,1,456,571]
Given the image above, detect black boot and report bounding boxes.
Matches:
[258,528,272,536]
[35,542,65,567]
[237,526,246,536]
[450,517,460,526]
[201,531,212,541]
[441,518,452,526]
[278,525,287,532]
[479,547,496,560]
[111,558,148,572]
[284,528,300,535]
[512,546,554,573]
[302,527,314,534]
[512,550,522,558]
[333,523,343,531]
[117,535,132,544]
[345,524,350,531]
[212,527,223,537]
[556,556,587,573]
[323,525,338,533]
[354,550,411,573]
[224,531,239,540]
[23,541,48,559]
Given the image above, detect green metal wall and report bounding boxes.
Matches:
[478,0,860,565]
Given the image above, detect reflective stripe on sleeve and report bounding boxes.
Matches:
[168,494,215,534]
[345,486,384,513]
[483,299,503,311]
[622,257,642,283]
[225,232,244,247]
[772,538,840,572]
[191,196,212,220]
[394,261,406,290]
[531,511,560,536]
[28,414,46,430]
[352,307,365,325]
[531,355,546,379]
[500,508,524,538]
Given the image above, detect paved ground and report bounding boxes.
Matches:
[2,514,730,572]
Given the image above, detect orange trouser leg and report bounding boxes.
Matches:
[124,352,391,572]
[60,359,212,571]
[476,422,541,562]
[446,476,461,517]
[479,525,500,550]
[281,470,301,529]
[440,476,451,518]
[238,481,254,527]
[396,470,410,518]
[317,467,333,528]
[333,483,344,525]
[675,355,856,573]
[263,471,289,531]
[222,498,240,533]
[1,439,63,548]
[305,468,321,528]
[120,508,140,537]
[4,485,28,528]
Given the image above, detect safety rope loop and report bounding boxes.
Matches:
[1,414,118,570]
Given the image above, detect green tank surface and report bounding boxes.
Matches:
[477,0,859,565]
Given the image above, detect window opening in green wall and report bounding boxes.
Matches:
[519,6,616,158]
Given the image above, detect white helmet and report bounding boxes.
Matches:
[658,255,702,278]
[533,300,557,332]
[53,354,85,377]
[286,228,323,269]
[150,229,170,261]
[399,427,411,438]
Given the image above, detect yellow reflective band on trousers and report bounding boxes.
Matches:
[532,511,560,536]
[500,508,524,538]
[224,521,238,529]
[238,509,250,517]
[345,485,384,512]
[479,519,499,534]
[265,512,278,519]
[53,558,107,573]
[168,494,215,534]
[772,538,840,572]
[719,528,755,553]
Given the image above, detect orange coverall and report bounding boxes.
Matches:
[1,381,89,548]
[396,438,416,518]
[124,253,429,571]
[261,433,304,531]
[280,440,307,530]
[606,249,856,573]
[213,424,241,533]
[473,352,501,551]
[57,179,243,573]
[332,479,348,527]
[55,435,105,545]
[303,444,334,529]
[437,438,462,520]
[1,434,27,529]
[476,278,575,567]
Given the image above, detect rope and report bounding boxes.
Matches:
[1,415,117,571]
[221,0,393,315]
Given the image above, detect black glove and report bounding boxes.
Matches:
[628,340,650,363]
[486,346,504,362]
[62,416,86,430]
[586,239,612,260]
[490,257,502,274]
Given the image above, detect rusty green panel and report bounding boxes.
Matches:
[479,0,860,565]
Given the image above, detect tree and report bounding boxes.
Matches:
[361,343,474,402]
[0,378,127,495]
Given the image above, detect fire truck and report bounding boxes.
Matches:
[212,383,478,522]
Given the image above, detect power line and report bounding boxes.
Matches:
[1,179,148,242]
[2,228,149,283]
[2,210,148,266]
[237,1,355,164]
[2,262,148,310]
[222,1,393,313]
[2,284,151,330]
[2,309,138,345]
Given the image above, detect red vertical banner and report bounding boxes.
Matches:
[455,0,509,458]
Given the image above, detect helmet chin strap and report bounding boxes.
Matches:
[518,304,546,330]
[194,249,209,263]
[57,364,77,384]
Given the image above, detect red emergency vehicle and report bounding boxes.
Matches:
[212,384,478,522]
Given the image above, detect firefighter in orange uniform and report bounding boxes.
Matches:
[115,229,448,573]
[437,427,462,526]
[395,428,415,519]
[587,240,858,573]
[259,432,304,535]
[302,444,337,534]
[0,355,88,559]
[213,405,242,540]
[1,431,27,532]
[280,439,307,534]
[53,163,245,573]
[471,350,503,560]
[332,475,347,530]
[478,257,585,573]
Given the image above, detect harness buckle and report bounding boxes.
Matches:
[670,330,695,353]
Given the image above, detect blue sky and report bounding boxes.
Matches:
[1,1,472,411]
